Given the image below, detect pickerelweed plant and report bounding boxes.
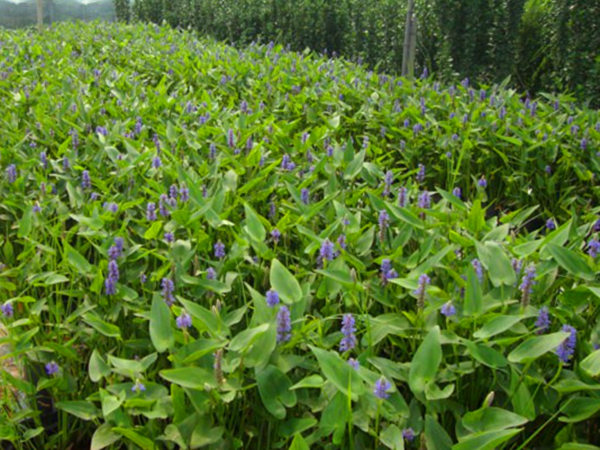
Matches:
[0,20,600,449]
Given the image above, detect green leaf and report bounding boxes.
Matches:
[425,415,452,450]
[89,349,111,383]
[462,407,528,433]
[55,401,99,421]
[464,341,507,369]
[150,295,174,353]
[18,207,33,238]
[409,326,442,395]
[112,428,155,450]
[289,433,311,450]
[256,365,297,419]
[144,221,162,240]
[380,424,405,450]
[82,313,122,339]
[355,226,375,255]
[508,331,569,363]
[64,243,93,275]
[160,367,217,390]
[557,444,600,450]
[559,397,600,423]
[546,244,595,280]
[180,298,226,337]
[243,203,266,242]
[229,323,270,353]
[454,428,522,450]
[309,345,364,399]
[100,390,123,417]
[474,315,524,339]
[463,267,483,316]
[581,349,600,376]
[91,424,120,450]
[343,149,365,180]
[270,258,302,304]
[387,204,424,230]
[475,241,515,287]
[315,268,358,288]
[290,375,324,390]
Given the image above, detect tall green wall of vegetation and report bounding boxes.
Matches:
[115,0,600,106]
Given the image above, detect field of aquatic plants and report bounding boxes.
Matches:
[1,20,600,449]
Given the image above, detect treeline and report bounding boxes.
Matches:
[114,0,600,106]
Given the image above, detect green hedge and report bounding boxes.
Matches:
[116,0,600,106]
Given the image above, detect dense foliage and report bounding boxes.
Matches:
[2,21,600,449]
[116,0,600,107]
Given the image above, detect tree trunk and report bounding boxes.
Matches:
[402,0,417,78]
[36,0,43,32]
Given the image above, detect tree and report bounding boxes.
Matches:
[402,0,417,78]
[36,0,43,31]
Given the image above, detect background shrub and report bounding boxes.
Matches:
[117,0,600,106]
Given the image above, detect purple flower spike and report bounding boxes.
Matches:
[6,164,17,183]
[588,238,600,258]
[337,234,347,250]
[169,184,178,200]
[206,267,216,280]
[546,218,556,231]
[179,185,189,202]
[478,175,487,188]
[105,260,119,296]
[266,289,280,307]
[214,241,226,259]
[276,305,292,343]
[159,194,170,217]
[441,301,456,317]
[176,312,192,329]
[417,191,431,209]
[398,187,408,207]
[348,358,360,370]
[164,232,174,243]
[383,170,393,197]
[414,273,430,309]
[402,428,416,442]
[271,228,281,244]
[132,381,146,393]
[519,264,536,307]
[320,239,335,262]
[416,164,425,183]
[378,209,389,230]
[339,314,357,352]
[1,302,14,318]
[40,151,48,169]
[452,187,462,199]
[146,202,157,221]
[374,377,392,399]
[81,170,91,189]
[227,129,235,148]
[45,361,59,376]
[152,155,161,169]
[161,278,175,306]
[471,258,484,283]
[556,325,576,363]
[535,306,550,334]
[301,188,310,204]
